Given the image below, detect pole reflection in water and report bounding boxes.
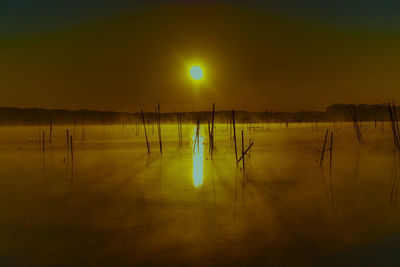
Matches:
[192,127,204,188]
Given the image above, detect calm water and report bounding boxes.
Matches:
[1,122,400,266]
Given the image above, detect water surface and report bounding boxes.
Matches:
[0,123,399,266]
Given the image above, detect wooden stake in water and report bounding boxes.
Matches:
[179,113,183,147]
[42,131,45,153]
[157,103,162,155]
[193,121,200,154]
[232,109,238,163]
[208,121,212,156]
[196,121,200,152]
[177,112,181,147]
[73,116,77,139]
[241,130,245,208]
[236,142,254,163]
[241,130,245,172]
[329,131,333,172]
[70,135,74,163]
[180,113,183,145]
[393,102,400,147]
[320,129,328,167]
[141,110,150,154]
[42,131,45,171]
[229,118,232,144]
[388,102,400,151]
[70,134,74,185]
[351,111,363,145]
[49,120,53,143]
[82,128,85,143]
[66,130,69,154]
[210,103,215,158]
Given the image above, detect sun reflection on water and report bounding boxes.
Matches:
[192,127,204,188]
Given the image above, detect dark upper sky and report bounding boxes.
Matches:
[1,0,400,111]
[2,0,400,35]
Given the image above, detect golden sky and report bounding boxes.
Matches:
[1,4,400,112]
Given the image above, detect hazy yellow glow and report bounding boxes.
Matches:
[192,127,204,188]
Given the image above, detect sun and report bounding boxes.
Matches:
[190,66,203,80]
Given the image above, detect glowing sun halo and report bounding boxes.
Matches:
[190,66,203,80]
